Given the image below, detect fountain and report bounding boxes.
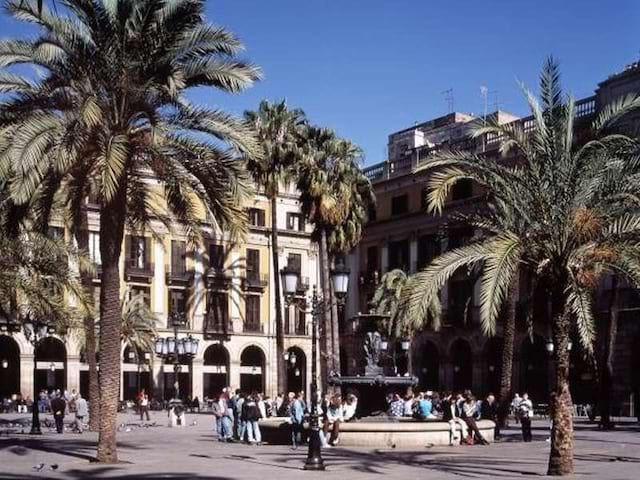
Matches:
[327,330,418,416]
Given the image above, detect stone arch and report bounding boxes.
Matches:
[484,336,503,396]
[416,339,440,390]
[285,346,306,394]
[240,345,266,393]
[519,334,548,402]
[203,343,230,399]
[0,335,20,398]
[34,336,66,393]
[449,338,472,392]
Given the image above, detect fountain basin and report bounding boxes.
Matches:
[259,417,495,448]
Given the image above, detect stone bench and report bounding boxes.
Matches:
[259,417,495,448]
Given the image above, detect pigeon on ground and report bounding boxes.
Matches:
[33,463,45,471]
[125,428,132,432]
[191,421,197,426]
[50,464,59,471]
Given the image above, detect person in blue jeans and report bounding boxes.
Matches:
[242,393,263,444]
[290,391,305,449]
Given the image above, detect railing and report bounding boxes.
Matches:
[244,272,268,289]
[296,276,309,292]
[363,162,386,182]
[366,94,600,183]
[243,322,264,333]
[165,269,194,284]
[204,314,233,333]
[125,260,154,279]
[359,269,380,287]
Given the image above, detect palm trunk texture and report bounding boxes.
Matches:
[96,186,127,463]
[599,277,619,429]
[271,196,286,394]
[497,275,518,428]
[73,206,100,431]
[547,287,574,476]
[319,230,333,392]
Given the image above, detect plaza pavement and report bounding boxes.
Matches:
[0,412,639,479]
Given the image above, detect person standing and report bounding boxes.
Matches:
[290,391,305,449]
[511,393,522,424]
[74,393,88,433]
[242,393,262,445]
[50,393,66,434]
[480,393,499,439]
[139,389,150,421]
[519,392,533,442]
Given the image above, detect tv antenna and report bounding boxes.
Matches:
[441,88,454,113]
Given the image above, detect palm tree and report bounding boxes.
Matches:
[369,269,408,338]
[244,100,306,394]
[0,0,260,462]
[297,128,374,379]
[402,58,640,476]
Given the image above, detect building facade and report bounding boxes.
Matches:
[344,63,640,412]
[0,183,319,403]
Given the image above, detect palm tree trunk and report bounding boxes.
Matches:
[96,186,127,464]
[547,286,574,476]
[497,273,518,429]
[319,229,333,391]
[330,256,341,378]
[599,277,619,429]
[271,196,286,395]
[73,205,100,432]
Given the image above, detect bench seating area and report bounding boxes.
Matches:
[259,417,496,448]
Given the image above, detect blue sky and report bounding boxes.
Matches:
[1,0,639,165]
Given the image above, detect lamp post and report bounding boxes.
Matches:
[23,317,55,435]
[281,264,350,471]
[154,311,199,402]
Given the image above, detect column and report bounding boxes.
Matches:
[230,248,241,326]
[66,355,81,394]
[381,242,389,273]
[191,358,204,401]
[228,354,241,393]
[153,239,165,318]
[193,246,205,331]
[409,234,418,273]
[151,360,164,400]
[20,353,35,400]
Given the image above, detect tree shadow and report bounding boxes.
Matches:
[0,470,234,480]
[0,437,149,462]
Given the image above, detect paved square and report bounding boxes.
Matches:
[1,413,639,479]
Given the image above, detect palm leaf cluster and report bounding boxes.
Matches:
[296,126,375,252]
[0,0,261,242]
[369,269,409,338]
[403,58,640,356]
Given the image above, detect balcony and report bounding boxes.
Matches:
[242,272,268,291]
[203,312,232,339]
[91,263,102,282]
[243,322,264,334]
[165,268,194,286]
[359,270,380,288]
[296,276,310,293]
[205,268,232,289]
[285,321,308,336]
[125,260,154,283]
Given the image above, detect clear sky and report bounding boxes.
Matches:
[1,0,639,165]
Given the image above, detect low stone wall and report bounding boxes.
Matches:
[259,417,495,448]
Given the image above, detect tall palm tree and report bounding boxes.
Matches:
[244,100,306,394]
[0,0,260,462]
[297,128,374,379]
[402,58,640,476]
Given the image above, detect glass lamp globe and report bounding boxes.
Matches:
[280,266,299,296]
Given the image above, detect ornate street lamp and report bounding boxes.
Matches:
[281,264,350,471]
[22,316,55,435]
[154,311,199,402]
